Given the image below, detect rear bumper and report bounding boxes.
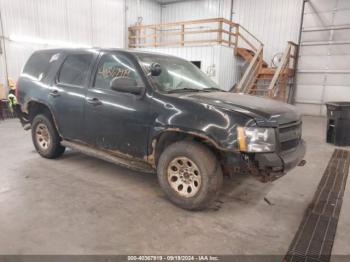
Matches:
[255,139,306,173]
[13,104,30,127]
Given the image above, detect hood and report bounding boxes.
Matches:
[174,92,301,126]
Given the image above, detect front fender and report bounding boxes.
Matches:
[151,126,237,153]
[149,103,256,152]
[146,93,257,165]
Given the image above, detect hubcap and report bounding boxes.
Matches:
[35,123,51,150]
[167,157,201,198]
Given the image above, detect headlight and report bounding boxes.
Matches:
[237,127,276,152]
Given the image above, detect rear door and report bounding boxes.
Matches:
[49,51,97,141]
[84,51,152,159]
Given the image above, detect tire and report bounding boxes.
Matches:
[31,113,65,159]
[157,141,223,210]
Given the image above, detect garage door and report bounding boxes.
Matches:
[295,0,350,115]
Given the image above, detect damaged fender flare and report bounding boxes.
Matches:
[146,127,239,167]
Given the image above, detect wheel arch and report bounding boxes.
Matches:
[25,100,61,136]
[148,128,227,167]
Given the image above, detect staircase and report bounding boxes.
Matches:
[236,48,268,67]
[234,42,298,103]
[127,17,298,103]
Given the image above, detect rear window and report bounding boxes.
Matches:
[58,54,93,87]
[23,52,59,81]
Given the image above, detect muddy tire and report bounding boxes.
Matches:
[157,141,223,210]
[31,113,65,159]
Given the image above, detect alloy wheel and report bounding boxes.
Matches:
[167,156,202,198]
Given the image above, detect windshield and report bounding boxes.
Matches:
[136,53,221,93]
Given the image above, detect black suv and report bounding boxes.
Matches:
[15,48,306,210]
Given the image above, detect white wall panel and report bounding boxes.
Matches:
[217,46,238,90]
[127,0,161,26]
[161,0,225,22]
[296,0,350,115]
[231,0,303,64]
[0,0,127,87]
[296,103,323,116]
[295,84,324,102]
[91,0,125,47]
[160,0,227,44]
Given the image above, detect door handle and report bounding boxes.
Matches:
[49,89,60,97]
[87,97,102,106]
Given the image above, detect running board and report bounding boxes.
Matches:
[60,140,155,174]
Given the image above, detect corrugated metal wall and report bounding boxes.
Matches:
[232,0,303,63]
[0,0,126,85]
[217,45,239,90]
[295,0,350,115]
[127,0,161,26]
[161,0,228,22]
[159,0,230,44]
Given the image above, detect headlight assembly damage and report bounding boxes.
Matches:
[237,127,276,152]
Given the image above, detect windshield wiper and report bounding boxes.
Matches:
[166,88,203,93]
[202,87,224,92]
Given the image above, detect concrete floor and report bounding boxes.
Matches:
[0,116,349,255]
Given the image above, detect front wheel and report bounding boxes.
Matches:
[31,114,65,159]
[157,141,223,210]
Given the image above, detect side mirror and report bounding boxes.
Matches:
[150,63,162,76]
[110,77,143,95]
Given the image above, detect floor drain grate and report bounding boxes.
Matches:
[284,149,350,262]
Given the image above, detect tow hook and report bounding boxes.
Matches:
[298,159,306,166]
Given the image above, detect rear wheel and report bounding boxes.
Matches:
[157,141,223,210]
[31,114,65,158]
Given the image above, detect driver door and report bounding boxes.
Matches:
[84,52,151,159]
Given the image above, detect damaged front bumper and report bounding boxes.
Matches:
[222,140,306,182]
[254,139,306,181]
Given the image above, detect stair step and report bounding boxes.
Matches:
[259,68,277,75]
[236,47,268,67]
[259,68,294,76]
[256,83,271,86]
[257,76,274,80]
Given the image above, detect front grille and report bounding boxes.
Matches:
[278,121,302,151]
[281,139,299,151]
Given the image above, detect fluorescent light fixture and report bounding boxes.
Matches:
[9,34,92,48]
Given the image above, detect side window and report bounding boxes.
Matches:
[23,52,59,81]
[94,53,143,89]
[58,54,93,86]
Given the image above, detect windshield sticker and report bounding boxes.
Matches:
[98,66,130,79]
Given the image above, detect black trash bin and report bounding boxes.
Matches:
[326,102,350,146]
